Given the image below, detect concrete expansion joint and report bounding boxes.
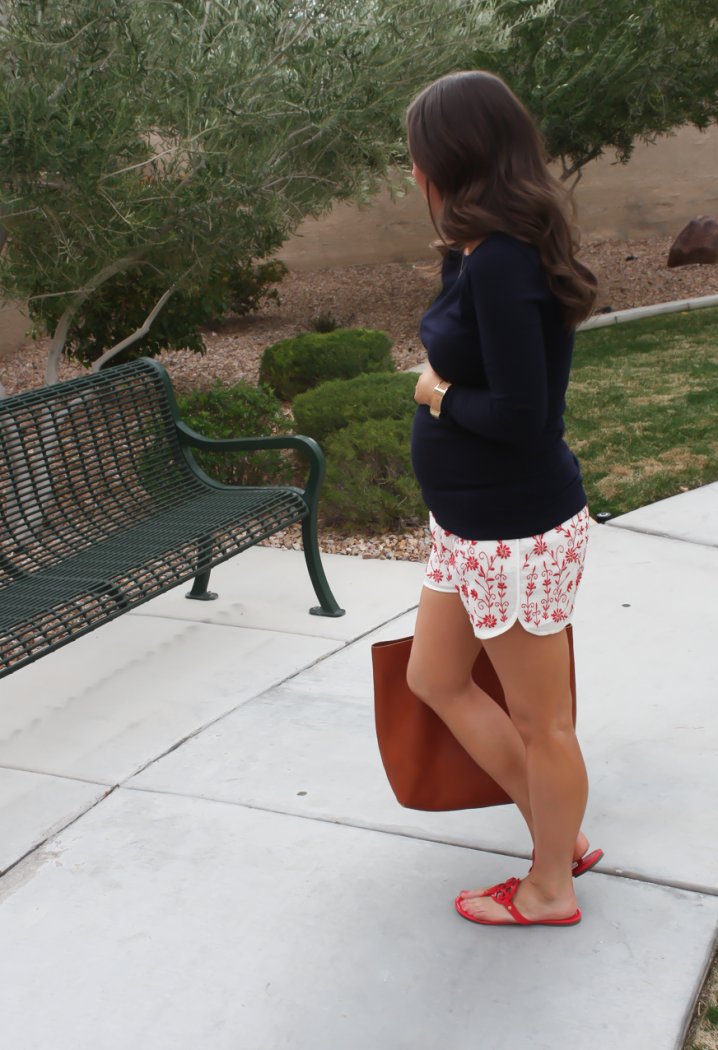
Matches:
[122,783,718,900]
[0,782,119,881]
[123,599,422,792]
[607,521,718,549]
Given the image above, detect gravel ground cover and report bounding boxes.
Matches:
[3,234,717,562]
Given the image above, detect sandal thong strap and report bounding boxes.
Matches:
[491,877,530,924]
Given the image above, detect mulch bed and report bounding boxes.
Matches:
[3,235,717,562]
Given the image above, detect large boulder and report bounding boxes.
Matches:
[667,216,718,267]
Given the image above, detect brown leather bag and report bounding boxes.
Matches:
[371,626,577,812]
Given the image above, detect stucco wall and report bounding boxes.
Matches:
[0,303,30,360]
[279,124,718,270]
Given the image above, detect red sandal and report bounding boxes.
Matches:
[478,846,603,899]
[455,877,581,927]
[527,846,604,879]
[572,848,603,877]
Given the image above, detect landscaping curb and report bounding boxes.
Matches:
[578,292,718,330]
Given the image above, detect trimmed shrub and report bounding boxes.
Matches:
[176,381,293,487]
[259,328,394,400]
[292,371,418,446]
[321,416,424,529]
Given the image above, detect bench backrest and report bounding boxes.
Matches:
[0,360,200,584]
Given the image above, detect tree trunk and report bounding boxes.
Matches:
[44,252,146,385]
[91,283,178,372]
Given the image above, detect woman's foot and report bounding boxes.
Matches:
[457,876,578,925]
[461,831,591,902]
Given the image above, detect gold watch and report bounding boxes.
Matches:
[430,380,451,419]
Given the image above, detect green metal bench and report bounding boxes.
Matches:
[0,358,344,680]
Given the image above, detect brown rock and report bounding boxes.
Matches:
[667,216,718,267]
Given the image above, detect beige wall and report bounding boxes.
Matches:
[280,124,718,270]
[0,303,30,360]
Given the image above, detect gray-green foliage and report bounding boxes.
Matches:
[292,371,418,445]
[176,381,293,487]
[475,0,718,183]
[260,328,394,400]
[322,417,424,529]
[0,0,496,387]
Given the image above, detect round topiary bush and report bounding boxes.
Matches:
[176,381,294,487]
[292,371,419,446]
[259,328,394,400]
[321,416,424,529]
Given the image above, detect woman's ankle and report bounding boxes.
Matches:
[524,870,575,904]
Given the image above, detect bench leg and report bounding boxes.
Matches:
[301,516,345,617]
[185,568,218,601]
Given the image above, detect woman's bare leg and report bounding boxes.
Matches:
[407,586,535,830]
[458,621,588,923]
[407,587,590,871]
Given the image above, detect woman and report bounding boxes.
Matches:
[405,71,601,927]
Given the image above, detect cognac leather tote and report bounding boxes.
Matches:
[371,626,577,812]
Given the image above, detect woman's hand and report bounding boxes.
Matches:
[414,363,444,406]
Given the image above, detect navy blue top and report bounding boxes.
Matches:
[410,232,587,540]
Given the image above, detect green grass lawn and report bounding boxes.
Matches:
[564,307,718,518]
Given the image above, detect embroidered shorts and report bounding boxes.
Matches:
[423,506,590,639]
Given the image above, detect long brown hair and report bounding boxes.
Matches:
[407,71,596,328]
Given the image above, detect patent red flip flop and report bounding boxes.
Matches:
[476,847,604,902]
[455,877,582,927]
[571,848,603,877]
[527,846,604,878]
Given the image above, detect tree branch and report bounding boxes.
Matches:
[91,282,178,371]
[558,147,603,182]
[44,251,146,385]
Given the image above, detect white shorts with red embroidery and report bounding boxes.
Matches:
[424,506,590,638]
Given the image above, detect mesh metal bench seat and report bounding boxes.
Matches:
[0,358,344,679]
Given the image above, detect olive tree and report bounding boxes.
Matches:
[476,0,718,185]
[0,0,493,392]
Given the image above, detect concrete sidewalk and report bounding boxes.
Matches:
[0,490,716,1049]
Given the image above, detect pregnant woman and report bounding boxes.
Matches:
[406,71,601,927]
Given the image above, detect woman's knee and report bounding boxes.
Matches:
[514,714,576,752]
[507,692,574,747]
[406,659,465,711]
[406,659,436,704]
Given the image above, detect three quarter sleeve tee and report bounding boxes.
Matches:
[410,232,587,539]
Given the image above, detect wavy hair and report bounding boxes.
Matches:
[407,72,597,328]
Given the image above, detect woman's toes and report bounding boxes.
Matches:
[459,894,517,923]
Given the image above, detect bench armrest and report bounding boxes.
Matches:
[174,421,326,507]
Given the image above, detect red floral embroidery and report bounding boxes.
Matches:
[426,508,589,637]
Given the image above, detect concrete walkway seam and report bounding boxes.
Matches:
[0,602,420,883]
[606,520,718,548]
[0,785,117,879]
[675,925,718,1050]
[124,783,718,899]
